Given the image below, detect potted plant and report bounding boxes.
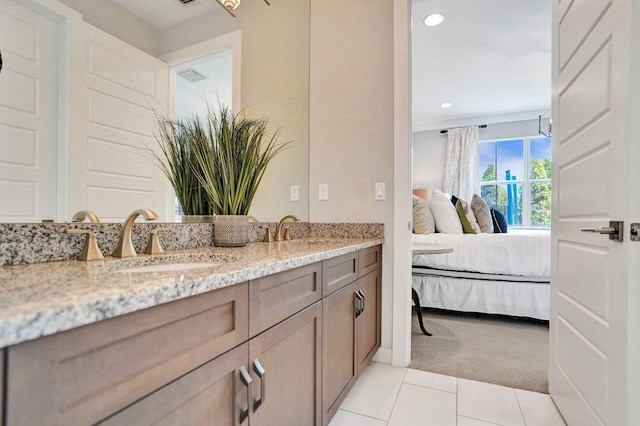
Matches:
[190,103,289,246]
[151,116,213,222]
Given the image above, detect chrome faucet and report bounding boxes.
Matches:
[113,209,158,258]
[72,210,100,223]
[275,215,299,241]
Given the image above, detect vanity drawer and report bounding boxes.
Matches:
[323,251,359,296]
[249,262,322,337]
[359,245,382,277]
[6,283,248,425]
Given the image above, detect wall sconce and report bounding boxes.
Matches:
[217,0,271,17]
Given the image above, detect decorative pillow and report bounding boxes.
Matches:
[460,200,482,233]
[491,208,508,233]
[450,194,459,207]
[455,200,476,234]
[429,189,463,234]
[412,195,435,234]
[470,194,494,233]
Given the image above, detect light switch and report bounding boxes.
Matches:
[319,184,328,200]
[375,182,386,200]
[290,185,299,201]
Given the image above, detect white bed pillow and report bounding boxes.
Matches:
[429,189,463,234]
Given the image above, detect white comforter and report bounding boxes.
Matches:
[412,230,551,278]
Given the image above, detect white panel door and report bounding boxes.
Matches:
[0,0,58,222]
[550,1,637,425]
[66,23,169,222]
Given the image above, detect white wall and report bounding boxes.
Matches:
[57,0,159,56]
[309,0,395,349]
[412,118,549,191]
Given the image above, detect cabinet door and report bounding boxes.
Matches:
[322,281,358,425]
[356,269,381,376]
[99,344,250,426]
[249,302,322,426]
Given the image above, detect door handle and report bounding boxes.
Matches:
[239,366,252,423]
[359,290,365,314]
[252,358,266,412]
[581,220,624,242]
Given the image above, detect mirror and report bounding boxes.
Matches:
[0,0,309,223]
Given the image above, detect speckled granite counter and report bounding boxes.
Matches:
[0,237,383,349]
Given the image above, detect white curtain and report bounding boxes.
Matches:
[442,125,479,201]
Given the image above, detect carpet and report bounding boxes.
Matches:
[410,308,549,393]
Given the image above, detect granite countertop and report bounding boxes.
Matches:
[0,237,383,349]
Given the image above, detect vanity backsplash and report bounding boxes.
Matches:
[0,222,383,266]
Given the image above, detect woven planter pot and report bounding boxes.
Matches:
[181,215,215,223]
[214,215,249,247]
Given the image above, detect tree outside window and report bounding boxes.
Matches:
[479,137,551,227]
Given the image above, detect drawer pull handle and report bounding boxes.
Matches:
[360,290,366,314]
[355,291,364,317]
[239,366,252,423]
[253,358,266,412]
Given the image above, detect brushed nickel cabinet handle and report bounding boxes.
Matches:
[253,358,266,412]
[239,366,252,423]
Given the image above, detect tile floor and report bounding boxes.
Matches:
[329,362,566,426]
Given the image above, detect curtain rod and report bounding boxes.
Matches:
[440,124,487,134]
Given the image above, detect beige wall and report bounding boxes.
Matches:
[57,0,159,56]
[309,0,395,348]
[158,2,310,222]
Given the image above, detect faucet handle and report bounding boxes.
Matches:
[65,229,104,261]
[283,226,292,241]
[145,228,169,255]
[260,225,274,243]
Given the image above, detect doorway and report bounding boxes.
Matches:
[160,30,242,220]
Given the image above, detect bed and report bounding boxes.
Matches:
[411,229,551,320]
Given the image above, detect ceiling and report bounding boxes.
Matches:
[112,0,221,30]
[113,0,551,132]
[411,0,551,131]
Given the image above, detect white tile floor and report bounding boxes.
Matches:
[329,362,566,426]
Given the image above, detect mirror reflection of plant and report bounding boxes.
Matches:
[191,103,290,215]
[151,117,212,216]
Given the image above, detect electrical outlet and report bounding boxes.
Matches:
[375,182,386,200]
[319,184,328,200]
[290,185,299,201]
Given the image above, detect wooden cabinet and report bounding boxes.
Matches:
[101,302,324,426]
[356,268,382,375]
[322,246,382,425]
[322,281,358,422]
[3,245,381,426]
[249,262,322,337]
[99,343,249,426]
[6,283,249,425]
[248,302,322,426]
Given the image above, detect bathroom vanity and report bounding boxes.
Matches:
[0,238,382,425]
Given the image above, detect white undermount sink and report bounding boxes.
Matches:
[115,262,220,273]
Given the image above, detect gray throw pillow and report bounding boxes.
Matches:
[412,195,435,234]
[470,194,494,233]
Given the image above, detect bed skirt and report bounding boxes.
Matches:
[412,269,550,321]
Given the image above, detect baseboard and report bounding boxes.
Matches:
[372,346,392,364]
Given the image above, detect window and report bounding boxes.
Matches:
[479,136,552,227]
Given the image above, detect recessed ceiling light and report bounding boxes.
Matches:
[424,13,444,27]
[440,102,452,109]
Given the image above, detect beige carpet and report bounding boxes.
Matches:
[410,308,549,393]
